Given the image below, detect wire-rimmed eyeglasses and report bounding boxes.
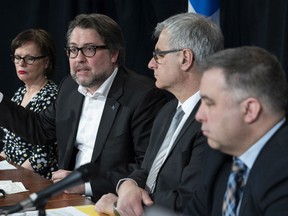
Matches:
[11,55,47,65]
[65,45,107,59]
[153,49,182,64]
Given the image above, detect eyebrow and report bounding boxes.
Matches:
[67,43,96,46]
[200,94,214,102]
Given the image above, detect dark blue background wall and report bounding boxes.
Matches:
[1,0,287,97]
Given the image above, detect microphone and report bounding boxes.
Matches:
[6,163,96,214]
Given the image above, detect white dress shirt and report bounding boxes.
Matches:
[75,67,118,195]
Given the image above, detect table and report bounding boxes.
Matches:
[0,156,94,210]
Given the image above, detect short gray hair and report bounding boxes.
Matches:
[200,46,288,112]
[153,13,224,64]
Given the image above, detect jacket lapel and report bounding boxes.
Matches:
[170,100,201,151]
[90,69,124,162]
[238,120,288,215]
[61,88,84,169]
[149,107,176,166]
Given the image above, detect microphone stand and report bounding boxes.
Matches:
[6,163,96,215]
[36,198,48,216]
[37,202,46,216]
[18,194,47,215]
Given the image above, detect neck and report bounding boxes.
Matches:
[174,78,200,103]
[232,113,285,157]
[25,78,48,94]
[21,78,48,107]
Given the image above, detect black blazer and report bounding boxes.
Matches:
[0,66,167,200]
[129,99,208,212]
[184,120,288,216]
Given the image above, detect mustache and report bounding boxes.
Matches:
[74,63,91,71]
[75,67,90,71]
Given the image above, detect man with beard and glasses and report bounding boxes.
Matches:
[0,13,167,201]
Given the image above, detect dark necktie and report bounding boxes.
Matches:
[222,158,248,216]
[145,106,185,193]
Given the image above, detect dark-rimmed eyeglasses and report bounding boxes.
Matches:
[65,45,107,59]
[153,49,182,64]
[11,55,47,65]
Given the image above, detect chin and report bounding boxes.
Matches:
[207,139,221,150]
[75,76,88,85]
[155,82,166,90]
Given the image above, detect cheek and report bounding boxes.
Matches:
[89,55,109,69]
[155,72,174,88]
[69,60,76,71]
[216,111,241,138]
[69,59,74,67]
[206,107,227,133]
[160,69,179,83]
[15,64,20,72]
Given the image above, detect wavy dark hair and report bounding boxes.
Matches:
[11,28,56,79]
[66,13,125,66]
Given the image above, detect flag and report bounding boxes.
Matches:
[188,0,220,25]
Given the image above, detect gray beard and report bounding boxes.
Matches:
[71,73,108,89]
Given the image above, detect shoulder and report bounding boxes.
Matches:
[45,80,58,93]
[273,120,288,151]
[39,80,58,98]
[256,121,288,162]
[111,67,167,102]
[11,86,26,102]
[117,66,156,88]
[247,121,288,201]
[151,99,178,125]
[157,99,178,114]
[57,75,78,92]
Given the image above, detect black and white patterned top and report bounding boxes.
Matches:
[1,80,58,179]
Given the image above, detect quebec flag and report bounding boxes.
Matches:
[188,0,220,25]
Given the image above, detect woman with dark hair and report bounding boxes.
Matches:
[0,29,58,179]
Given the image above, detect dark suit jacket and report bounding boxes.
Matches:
[0,66,167,200]
[128,99,208,212]
[184,120,288,216]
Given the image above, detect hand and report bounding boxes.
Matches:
[21,159,34,171]
[51,169,85,194]
[116,180,153,216]
[0,151,6,158]
[95,193,118,215]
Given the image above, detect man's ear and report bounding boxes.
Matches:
[241,98,261,123]
[181,49,194,70]
[111,50,120,64]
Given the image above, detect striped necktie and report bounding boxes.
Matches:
[222,158,248,216]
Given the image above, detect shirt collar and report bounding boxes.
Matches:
[177,91,200,115]
[239,117,286,170]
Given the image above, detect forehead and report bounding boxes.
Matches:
[200,68,228,97]
[155,28,170,49]
[69,27,103,45]
[14,41,40,54]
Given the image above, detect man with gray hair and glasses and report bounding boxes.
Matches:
[95,12,223,216]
